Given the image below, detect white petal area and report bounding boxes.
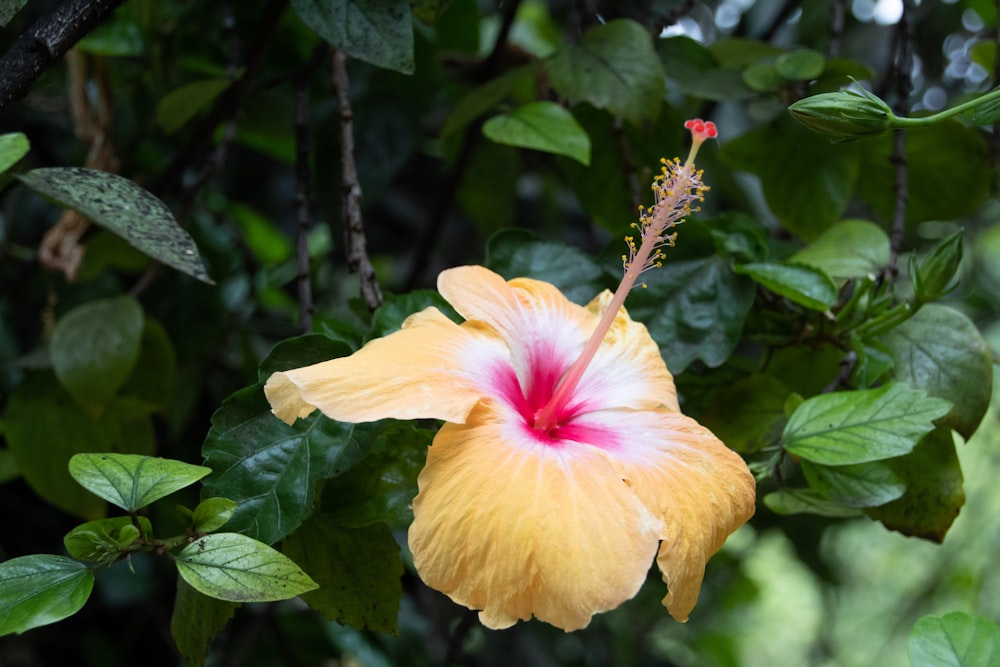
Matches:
[409,400,663,631]
[567,408,756,621]
[264,308,510,424]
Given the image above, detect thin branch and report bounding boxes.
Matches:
[760,0,803,43]
[332,47,382,312]
[0,0,126,110]
[887,0,915,274]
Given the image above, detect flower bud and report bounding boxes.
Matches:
[910,230,964,303]
[788,88,894,141]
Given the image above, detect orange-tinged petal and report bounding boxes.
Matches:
[409,400,663,631]
[589,409,756,621]
[264,307,508,424]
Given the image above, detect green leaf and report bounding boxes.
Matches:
[735,262,838,310]
[775,49,825,81]
[201,385,374,544]
[783,383,951,465]
[50,295,144,406]
[723,117,861,240]
[0,555,94,636]
[700,374,790,454]
[482,101,591,165]
[5,373,154,519]
[171,577,239,667]
[290,0,414,74]
[882,304,993,439]
[485,230,608,305]
[858,120,990,225]
[743,62,785,92]
[548,19,665,126]
[971,88,1000,125]
[257,333,353,384]
[282,515,403,633]
[865,426,965,542]
[76,12,144,56]
[17,167,213,283]
[117,317,177,410]
[63,516,153,563]
[192,498,238,533]
[0,132,29,174]
[909,611,1000,667]
[176,533,318,602]
[629,254,755,372]
[156,79,231,135]
[801,459,905,508]
[440,65,538,138]
[762,488,862,518]
[0,0,27,27]
[457,141,519,235]
[370,290,455,339]
[69,453,211,512]
[790,219,890,279]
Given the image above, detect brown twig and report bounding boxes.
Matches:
[0,0,126,110]
[886,0,915,275]
[332,47,382,312]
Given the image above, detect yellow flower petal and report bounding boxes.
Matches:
[409,400,663,631]
[264,307,508,424]
[598,409,756,622]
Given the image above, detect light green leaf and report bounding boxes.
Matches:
[909,611,1000,667]
[762,488,862,518]
[0,132,29,174]
[17,167,213,283]
[743,62,784,92]
[50,295,144,406]
[0,555,94,636]
[971,87,1000,125]
[882,304,993,440]
[735,262,838,310]
[69,453,211,512]
[282,515,402,633]
[156,79,231,135]
[790,219,890,279]
[775,49,825,80]
[171,577,239,667]
[290,0,414,74]
[783,383,951,465]
[482,102,590,165]
[63,516,153,563]
[192,498,238,533]
[548,18,665,126]
[801,459,905,508]
[176,533,318,602]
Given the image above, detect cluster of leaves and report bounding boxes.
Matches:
[1,0,999,666]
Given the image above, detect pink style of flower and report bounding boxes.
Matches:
[264,120,755,632]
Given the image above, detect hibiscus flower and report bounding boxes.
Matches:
[264,119,756,631]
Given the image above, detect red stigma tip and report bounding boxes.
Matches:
[685,118,718,139]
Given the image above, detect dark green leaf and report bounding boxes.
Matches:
[629,255,755,372]
[482,101,590,165]
[801,459,905,508]
[858,120,989,224]
[485,230,609,305]
[457,141,519,235]
[742,63,785,92]
[0,555,94,636]
[17,167,213,283]
[63,516,153,563]
[909,611,1000,667]
[257,333,353,385]
[156,79,231,135]
[440,65,538,138]
[762,488,862,518]
[201,385,374,544]
[76,12,144,56]
[118,318,177,410]
[723,117,861,240]
[790,219,890,279]
[700,374,790,453]
[864,426,965,542]
[369,290,455,339]
[171,577,239,667]
[775,49,825,81]
[735,262,838,310]
[282,515,403,633]
[5,373,155,519]
[783,383,951,465]
[69,453,211,512]
[548,19,664,126]
[290,0,414,74]
[176,533,318,602]
[708,38,782,67]
[0,132,29,174]
[882,304,993,439]
[50,295,144,406]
